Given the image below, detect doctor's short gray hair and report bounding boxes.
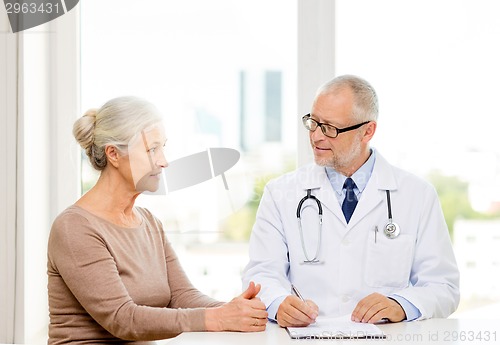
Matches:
[73,96,162,171]
[316,74,379,122]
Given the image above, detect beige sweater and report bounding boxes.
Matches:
[47,205,223,344]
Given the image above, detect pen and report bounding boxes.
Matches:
[374,226,378,243]
[292,284,319,322]
[291,284,305,302]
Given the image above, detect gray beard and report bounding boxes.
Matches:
[313,137,362,172]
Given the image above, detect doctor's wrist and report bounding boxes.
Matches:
[387,297,407,321]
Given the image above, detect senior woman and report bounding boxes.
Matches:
[47,96,267,344]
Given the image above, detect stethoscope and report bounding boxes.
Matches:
[296,189,323,264]
[296,188,400,264]
[384,190,400,239]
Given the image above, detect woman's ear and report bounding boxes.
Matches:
[105,145,121,168]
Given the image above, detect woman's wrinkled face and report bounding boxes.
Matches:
[126,123,168,193]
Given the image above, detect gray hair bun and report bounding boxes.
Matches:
[73,109,107,170]
[73,96,163,172]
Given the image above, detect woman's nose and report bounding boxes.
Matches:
[156,150,168,168]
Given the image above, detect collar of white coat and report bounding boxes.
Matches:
[326,148,376,197]
[298,148,397,191]
[298,148,398,228]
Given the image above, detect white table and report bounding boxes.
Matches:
[164,319,500,345]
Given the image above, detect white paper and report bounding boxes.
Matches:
[286,314,386,339]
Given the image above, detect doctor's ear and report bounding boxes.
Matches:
[362,121,377,143]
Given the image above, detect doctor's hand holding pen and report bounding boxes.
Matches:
[276,285,319,327]
[205,281,268,332]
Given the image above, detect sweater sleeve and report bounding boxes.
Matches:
[48,211,217,341]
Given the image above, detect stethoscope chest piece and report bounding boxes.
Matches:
[384,221,400,239]
[384,190,400,239]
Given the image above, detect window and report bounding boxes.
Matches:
[335,0,500,317]
[81,0,297,300]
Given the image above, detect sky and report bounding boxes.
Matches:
[334,0,500,212]
[335,0,500,178]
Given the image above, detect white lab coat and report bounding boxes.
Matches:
[243,150,460,320]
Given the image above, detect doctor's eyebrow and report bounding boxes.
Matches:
[309,114,342,127]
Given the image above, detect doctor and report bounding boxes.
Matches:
[242,75,460,327]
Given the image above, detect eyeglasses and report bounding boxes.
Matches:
[302,114,370,138]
